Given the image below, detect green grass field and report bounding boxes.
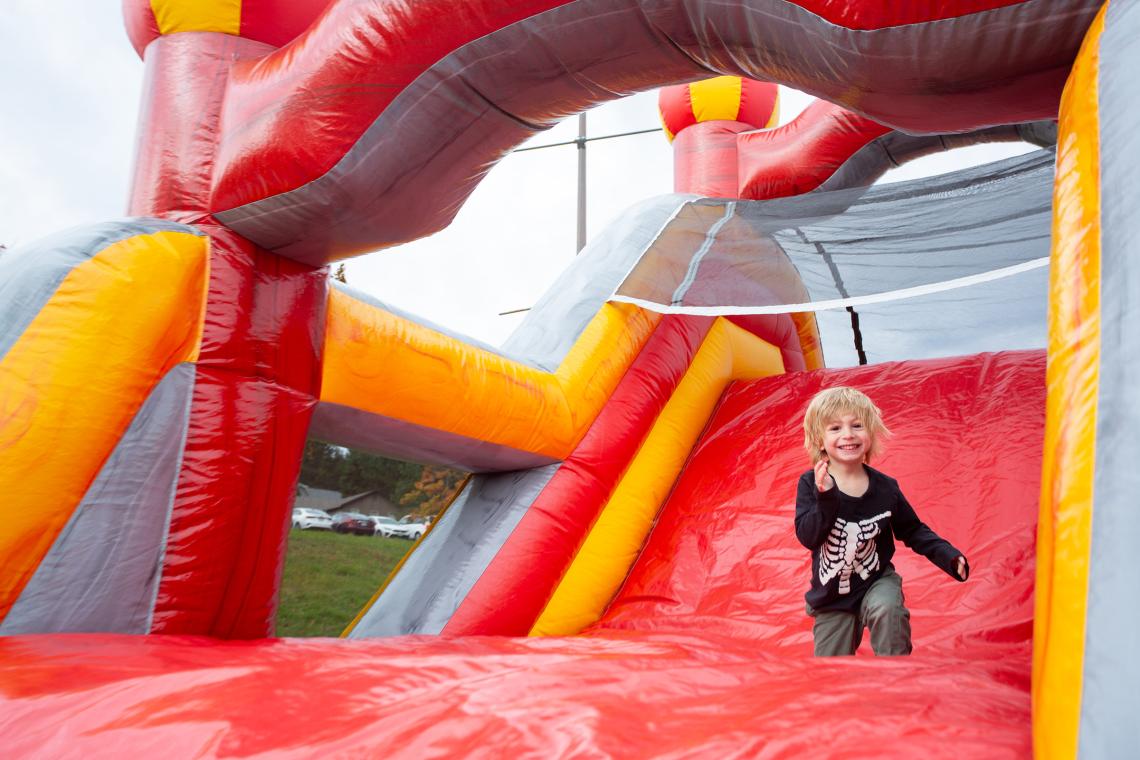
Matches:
[276,529,412,637]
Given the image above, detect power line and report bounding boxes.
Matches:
[512,126,663,153]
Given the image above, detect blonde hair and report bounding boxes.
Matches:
[802,386,889,464]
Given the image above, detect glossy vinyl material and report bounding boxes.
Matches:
[729,314,810,373]
[658,77,779,141]
[122,0,336,57]
[1074,3,1140,756]
[533,320,785,636]
[773,0,1036,28]
[128,33,273,221]
[2,351,1044,757]
[598,350,1043,646]
[207,0,1099,262]
[440,316,714,637]
[0,223,208,627]
[738,99,892,199]
[318,293,659,463]
[738,99,1058,200]
[814,121,1057,195]
[672,121,754,198]
[1034,5,1104,756]
[150,227,327,638]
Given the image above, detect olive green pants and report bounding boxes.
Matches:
[806,568,912,656]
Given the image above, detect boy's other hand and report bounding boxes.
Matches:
[955,556,969,581]
[814,458,833,492]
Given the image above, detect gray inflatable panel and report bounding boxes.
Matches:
[0,218,203,363]
[348,464,559,637]
[1,363,196,634]
[1081,3,1140,757]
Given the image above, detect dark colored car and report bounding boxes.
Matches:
[331,512,374,536]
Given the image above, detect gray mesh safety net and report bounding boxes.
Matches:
[611,149,1053,366]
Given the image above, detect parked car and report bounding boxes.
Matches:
[331,512,375,536]
[390,515,429,541]
[369,515,400,537]
[292,508,333,530]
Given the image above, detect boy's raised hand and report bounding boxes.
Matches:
[955,556,969,581]
[814,456,833,492]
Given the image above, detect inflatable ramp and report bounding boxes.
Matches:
[1,350,1042,757]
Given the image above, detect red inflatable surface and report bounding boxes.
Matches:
[0,351,1043,757]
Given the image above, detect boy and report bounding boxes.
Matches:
[795,386,969,656]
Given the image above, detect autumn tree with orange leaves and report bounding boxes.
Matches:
[400,465,466,518]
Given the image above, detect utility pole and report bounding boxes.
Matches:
[576,113,587,253]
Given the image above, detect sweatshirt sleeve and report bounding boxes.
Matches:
[795,472,841,550]
[891,482,967,581]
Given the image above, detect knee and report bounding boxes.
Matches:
[864,595,908,624]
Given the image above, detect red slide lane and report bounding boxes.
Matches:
[0,351,1042,757]
[594,350,1044,752]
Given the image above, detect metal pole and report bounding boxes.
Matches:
[576,113,587,253]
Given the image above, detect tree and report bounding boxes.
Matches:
[399,465,466,518]
[299,439,347,491]
[300,436,467,517]
[340,449,420,500]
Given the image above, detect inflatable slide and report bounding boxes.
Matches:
[1,1,1136,757]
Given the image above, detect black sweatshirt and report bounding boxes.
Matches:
[794,465,966,613]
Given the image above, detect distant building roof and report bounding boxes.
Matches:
[294,484,342,510]
[330,490,400,516]
[299,485,341,499]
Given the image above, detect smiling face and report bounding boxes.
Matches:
[821,413,872,465]
[803,386,888,464]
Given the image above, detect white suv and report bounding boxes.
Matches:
[292,508,333,530]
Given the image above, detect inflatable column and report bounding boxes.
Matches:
[123,3,331,638]
[658,76,779,197]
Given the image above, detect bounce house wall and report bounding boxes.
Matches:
[149,227,327,638]
[6,1,1139,756]
[0,221,209,633]
[1035,2,1140,757]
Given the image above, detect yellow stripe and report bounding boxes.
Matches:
[765,91,781,128]
[320,292,659,459]
[660,108,675,143]
[150,0,241,36]
[530,318,784,636]
[0,230,209,622]
[689,76,745,124]
[791,311,825,370]
[1033,6,1106,758]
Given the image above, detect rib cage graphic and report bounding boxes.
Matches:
[819,511,892,594]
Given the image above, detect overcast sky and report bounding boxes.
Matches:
[1,2,1035,345]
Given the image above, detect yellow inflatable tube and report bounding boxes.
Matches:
[531,317,785,636]
[320,290,660,460]
[1033,4,1105,757]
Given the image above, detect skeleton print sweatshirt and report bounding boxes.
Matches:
[795,466,965,613]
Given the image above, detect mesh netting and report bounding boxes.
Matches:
[611,150,1053,366]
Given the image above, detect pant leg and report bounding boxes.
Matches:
[860,568,912,656]
[807,602,863,656]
